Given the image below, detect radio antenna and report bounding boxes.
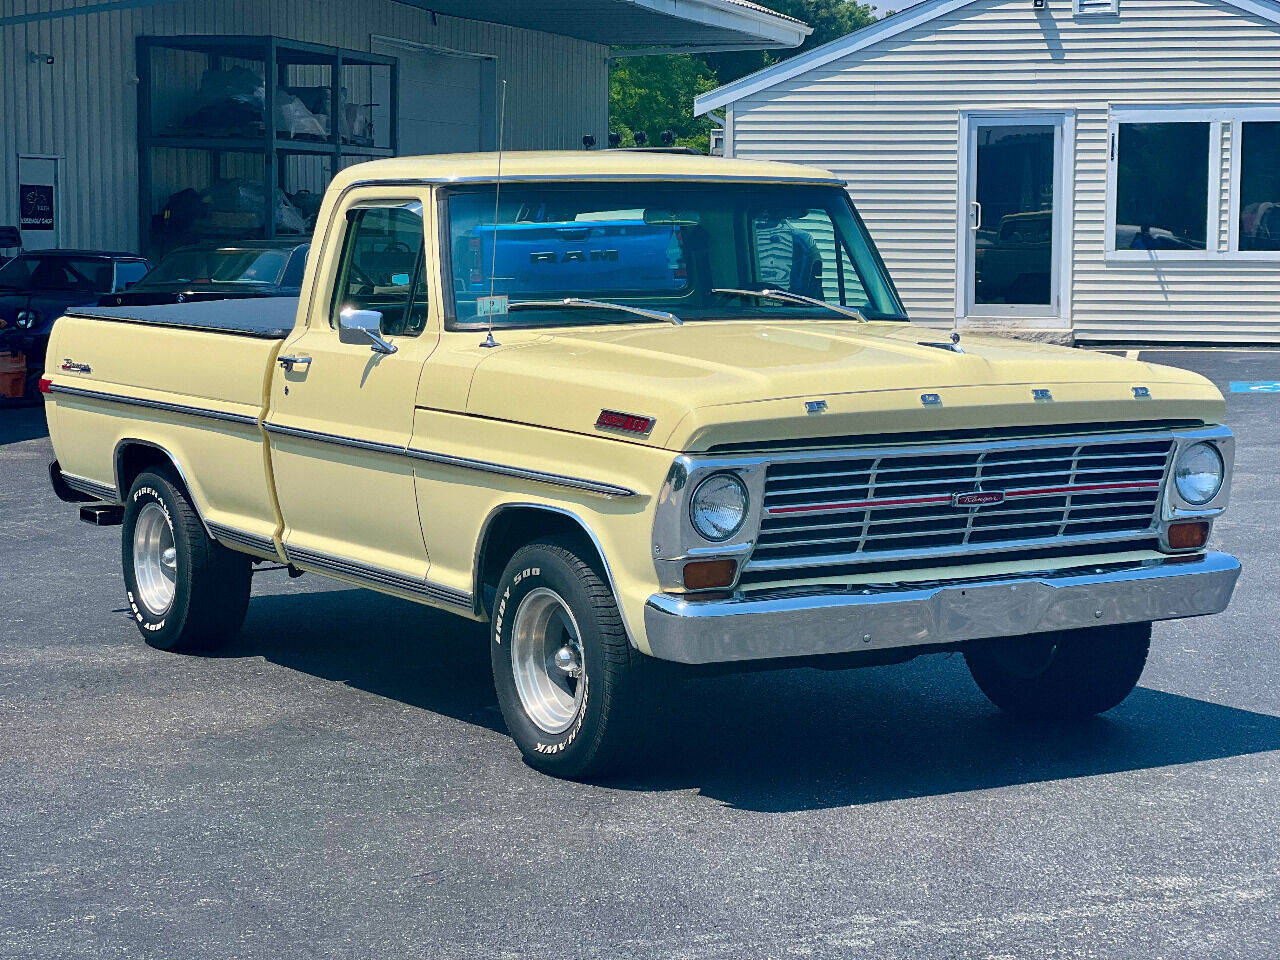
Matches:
[481,79,508,349]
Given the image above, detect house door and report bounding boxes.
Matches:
[961,116,1067,323]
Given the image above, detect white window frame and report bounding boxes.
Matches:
[1228,108,1280,261]
[1106,106,1223,262]
[1107,104,1280,263]
[1074,0,1120,17]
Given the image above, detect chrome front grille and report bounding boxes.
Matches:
[745,433,1174,583]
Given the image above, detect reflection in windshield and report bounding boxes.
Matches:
[140,248,289,287]
[445,183,905,328]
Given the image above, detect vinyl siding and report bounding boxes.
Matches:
[726,0,1280,343]
[0,0,609,252]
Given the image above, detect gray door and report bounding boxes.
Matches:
[963,119,1064,319]
[373,39,496,156]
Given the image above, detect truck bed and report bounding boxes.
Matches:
[66,297,299,340]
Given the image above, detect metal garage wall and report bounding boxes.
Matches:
[722,0,1280,343]
[0,0,610,252]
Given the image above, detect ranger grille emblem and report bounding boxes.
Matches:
[953,490,1006,508]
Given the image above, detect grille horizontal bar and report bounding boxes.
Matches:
[747,435,1173,580]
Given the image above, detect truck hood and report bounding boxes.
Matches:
[464,320,1225,451]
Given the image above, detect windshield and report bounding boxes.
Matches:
[139,248,290,287]
[0,256,115,293]
[444,183,906,327]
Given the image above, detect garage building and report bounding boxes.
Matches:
[0,0,807,255]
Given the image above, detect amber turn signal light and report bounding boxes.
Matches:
[1167,520,1210,550]
[683,559,737,591]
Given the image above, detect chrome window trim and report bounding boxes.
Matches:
[49,384,259,427]
[264,422,637,498]
[284,544,471,611]
[352,174,844,189]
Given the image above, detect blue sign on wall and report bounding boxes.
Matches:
[1230,381,1280,393]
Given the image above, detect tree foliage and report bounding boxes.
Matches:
[608,0,883,152]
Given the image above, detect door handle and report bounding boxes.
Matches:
[970,201,983,231]
[278,355,312,372]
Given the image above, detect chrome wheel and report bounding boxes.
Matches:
[132,501,177,617]
[510,587,586,734]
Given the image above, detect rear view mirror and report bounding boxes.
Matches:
[338,307,397,355]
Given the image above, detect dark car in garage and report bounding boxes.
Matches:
[99,240,310,307]
[0,249,150,402]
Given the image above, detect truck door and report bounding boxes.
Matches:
[266,195,440,585]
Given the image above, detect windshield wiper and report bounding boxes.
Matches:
[508,297,682,326]
[712,287,867,322]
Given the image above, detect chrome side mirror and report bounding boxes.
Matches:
[339,307,398,355]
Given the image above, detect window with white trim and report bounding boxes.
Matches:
[1074,0,1119,16]
[1237,121,1280,252]
[1113,121,1210,252]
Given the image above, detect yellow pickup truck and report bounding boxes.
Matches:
[44,152,1240,778]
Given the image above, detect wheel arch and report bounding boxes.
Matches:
[113,438,215,538]
[472,503,629,634]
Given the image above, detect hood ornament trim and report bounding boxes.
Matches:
[919,331,964,354]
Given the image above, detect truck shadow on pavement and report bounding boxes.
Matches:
[233,586,1280,813]
[0,405,49,445]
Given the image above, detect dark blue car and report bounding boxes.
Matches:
[0,250,150,402]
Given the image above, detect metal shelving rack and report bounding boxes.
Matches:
[136,35,399,254]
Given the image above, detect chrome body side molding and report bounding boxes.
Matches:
[207,522,278,557]
[264,422,637,498]
[48,384,259,426]
[284,544,472,611]
[61,472,119,504]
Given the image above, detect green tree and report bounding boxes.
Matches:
[608,0,884,151]
[703,0,881,88]
[608,54,719,153]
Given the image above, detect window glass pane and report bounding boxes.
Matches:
[1115,122,1208,251]
[445,183,904,327]
[114,261,150,291]
[332,206,427,337]
[1239,121,1280,251]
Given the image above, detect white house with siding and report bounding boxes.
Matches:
[697,0,1280,344]
[0,0,807,254]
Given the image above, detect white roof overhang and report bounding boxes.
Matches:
[391,0,810,55]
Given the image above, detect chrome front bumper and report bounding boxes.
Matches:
[643,552,1241,665]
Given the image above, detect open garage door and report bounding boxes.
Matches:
[373,38,497,156]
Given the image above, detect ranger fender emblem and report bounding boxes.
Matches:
[61,359,91,374]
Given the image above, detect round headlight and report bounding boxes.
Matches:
[15,311,33,329]
[689,472,749,542]
[1174,442,1224,505]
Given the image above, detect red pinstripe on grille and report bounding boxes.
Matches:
[765,480,1161,517]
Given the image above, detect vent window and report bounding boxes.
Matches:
[1075,0,1119,16]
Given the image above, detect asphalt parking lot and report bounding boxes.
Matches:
[2,348,1278,959]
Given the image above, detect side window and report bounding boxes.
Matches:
[282,245,310,288]
[331,205,428,337]
[114,261,149,292]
